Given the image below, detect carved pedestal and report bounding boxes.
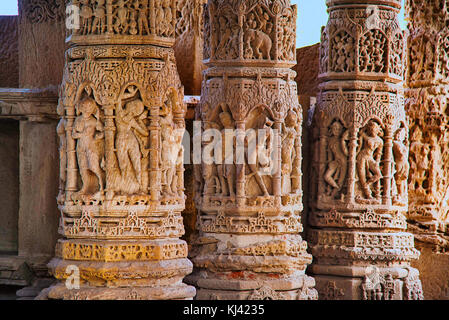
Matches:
[405,0,449,299]
[309,0,423,300]
[40,0,195,300]
[186,0,317,300]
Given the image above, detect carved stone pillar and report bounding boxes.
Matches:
[187,0,317,300]
[309,0,424,300]
[174,0,206,95]
[40,0,195,300]
[405,0,449,299]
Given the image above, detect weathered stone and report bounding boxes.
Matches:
[174,0,206,95]
[294,43,320,97]
[405,0,449,299]
[0,16,19,88]
[187,0,317,300]
[41,0,195,300]
[18,0,66,89]
[309,0,424,300]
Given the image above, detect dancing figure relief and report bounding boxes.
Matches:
[324,121,349,198]
[115,86,149,194]
[356,121,384,200]
[246,114,273,197]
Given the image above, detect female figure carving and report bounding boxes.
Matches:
[115,88,149,193]
[217,111,236,197]
[324,121,349,196]
[356,120,384,199]
[393,126,409,199]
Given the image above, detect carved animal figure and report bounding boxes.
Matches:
[244,28,272,60]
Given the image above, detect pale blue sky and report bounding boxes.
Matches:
[0,0,406,48]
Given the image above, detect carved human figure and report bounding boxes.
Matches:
[410,134,430,193]
[92,0,106,34]
[113,0,129,34]
[160,112,184,196]
[155,0,166,35]
[115,88,149,193]
[57,111,67,204]
[324,121,349,196]
[372,33,385,72]
[428,133,444,202]
[356,121,384,199]
[216,17,232,59]
[246,12,257,30]
[72,97,105,195]
[256,7,272,33]
[80,0,94,35]
[344,37,355,72]
[135,0,150,35]
[216,111,236,197]
[287,109,302,194]
[202,120,220,196]
[281,127,296,193]
[128,6,138,35]
[424,41,435,79]
[393,126,409,200]
[246,115,272,197]
[163,0,174,36]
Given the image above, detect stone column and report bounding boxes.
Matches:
[309,0,424,300]
[405,0,449,299]
[39,0,195,300]
[187,0,317,300]
[174,0,206,96]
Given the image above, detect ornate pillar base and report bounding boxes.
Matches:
[187,234,316,300]
[39,239,195,300]
[312,266,422,300]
